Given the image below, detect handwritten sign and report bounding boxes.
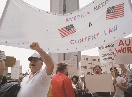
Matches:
[115,38,132,64]
[81,55,101,73]
[64,59,78,76]
[98,42,115,63]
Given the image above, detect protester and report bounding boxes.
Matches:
[17,42,54,97]
[79,75,85,90]
[126,69,132,95]
[0,51,6,85]
[79,75,92,97]
[119,64,132,95]
[92,65,110,97]
[47,83,52,97]
[110,67,126,97]
[51,62,75,97]
[72,75,82,97]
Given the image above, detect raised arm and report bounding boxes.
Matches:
[30,42,54,75]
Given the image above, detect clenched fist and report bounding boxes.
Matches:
[30,42,41,52]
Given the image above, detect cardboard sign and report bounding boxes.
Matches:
[64,59,78,76]
[81,55,100,73]
[11,60,21,79]
[52,59,78,76]
[11,66,19,79]
[85,74,114,93]
[5,56,16,67]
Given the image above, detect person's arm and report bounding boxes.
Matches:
[30,42,54,75]
[119,64,130,77]
[0,60,5,79]
[64,78,75,97]
[127,68,132,95]
[115,78,126,91]
[119,64,127,73]
[110,92,115,97]
[0,51,6,81]
[76,82,82,93]
[115,82,126,91]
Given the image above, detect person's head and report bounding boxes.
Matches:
[57,62,68,76]
[72,75,79,84]
[110,67,119,77]
[80,75,85,82]
[93,65,102,74]
[28,53,43,74]
[87,72,90,75]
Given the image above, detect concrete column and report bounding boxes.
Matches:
[49,0,81,70]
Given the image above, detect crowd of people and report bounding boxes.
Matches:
[0,42,132,97]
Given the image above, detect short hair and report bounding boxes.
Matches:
[57,62,68,72]
[72,75,79,82]
[110,67,120,76]
[93,65,102,71]
[110,67,118,71]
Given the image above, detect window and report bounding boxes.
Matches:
[92,59,96,61]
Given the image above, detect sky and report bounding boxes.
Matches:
[0,0,132,73]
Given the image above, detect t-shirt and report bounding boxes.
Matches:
[114,76,126,97]
[79,81,85,90]
[17,69,51,97]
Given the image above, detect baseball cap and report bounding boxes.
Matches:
[80,74,84,77]
[28,53,43,62]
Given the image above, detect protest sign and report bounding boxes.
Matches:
[115,38,132,64]
[98,42,115,63]
[5,56,16,67]
[85,74,114,93]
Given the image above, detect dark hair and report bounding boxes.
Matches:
[1,76,7,85]
[56,69,59,74]
[110,67,117,71]
[110,67,120,76]
[93,65,102,71]
[57,62,68,72]
[72,75,79,82]
[87,72,90,75]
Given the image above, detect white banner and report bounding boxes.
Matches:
[0,0,132,53]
